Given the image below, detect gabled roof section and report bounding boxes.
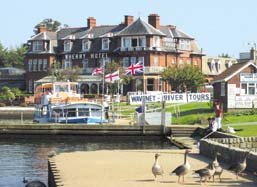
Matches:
[212,61,257,83]
[160,26,193,39]
[29,31,57,41]
[116,18,166,36]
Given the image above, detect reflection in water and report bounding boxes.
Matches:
[0,135,174,187]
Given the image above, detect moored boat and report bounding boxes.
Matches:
[33,81,107,124]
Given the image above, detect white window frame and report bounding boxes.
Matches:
[63,59,72,70]
[64,40,72,52]
[28,59,32,72]
[179,39,191,50]
[102,38,109,50]
[28,80,33,93]
[82,39,91,51]
[122,57,129,67]
[43,59,48,71]
[33,41,43,51]
[211,60,215,72]
[153,36,160,47]
[130,57,137,65]
[33,59,37,72]
[138,56,144,65]
[38,59,42,71]
[153,56,159,66]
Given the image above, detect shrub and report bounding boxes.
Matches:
[0,103,6,107]
[20,103,28,107]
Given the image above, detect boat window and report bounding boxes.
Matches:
[78,108,89,116]
[55,84,69,92]
[91,108,101,117]
[64,108,76,117]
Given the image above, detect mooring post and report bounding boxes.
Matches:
[21,111,23,125]
[161,100,166,135]
[142,96,146,135]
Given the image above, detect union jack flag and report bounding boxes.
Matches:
[125,61,144,76]
[92,67,103,75]
[105,70,120,83]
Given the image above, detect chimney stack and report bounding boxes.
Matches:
[87,17,96,29]
[37,24,47,33]
[148,14,160,29]
[124,15,134,26]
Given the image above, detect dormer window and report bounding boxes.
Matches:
[179,39,191,50]
[215,59,221,72]
[121,37,146,49]
[64,40,72,52]
[211,59,215,72]
[153,36,160,47]
[33,41,43,51]
[82,39,91,51]
[102,38,109,50]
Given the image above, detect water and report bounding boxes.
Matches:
[0,135,174,187]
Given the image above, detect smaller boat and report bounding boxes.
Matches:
[33,81,107,124]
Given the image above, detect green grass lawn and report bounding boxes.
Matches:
[115,101,257,137]
[223,124,257,137]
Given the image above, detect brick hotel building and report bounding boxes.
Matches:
[24,14,203,94]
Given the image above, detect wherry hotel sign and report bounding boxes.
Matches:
[129,92,211,105]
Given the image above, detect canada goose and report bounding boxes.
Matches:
[228,152,250,180]
[195,163,216,184]
[208,152,223,182]
[170,149,191,183]
[152,153,164,180]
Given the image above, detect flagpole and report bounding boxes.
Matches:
[101,60,105,124]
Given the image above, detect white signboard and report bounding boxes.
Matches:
[129,93,211,105]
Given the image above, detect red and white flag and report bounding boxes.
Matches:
[125,61,144,76]
[92,67,103,75]
[105,70,120,83]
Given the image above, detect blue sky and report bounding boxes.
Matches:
[1,0,257,57]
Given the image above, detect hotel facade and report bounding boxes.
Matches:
[24,14,204,95]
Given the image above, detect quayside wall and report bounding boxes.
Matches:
[200,134,257,173]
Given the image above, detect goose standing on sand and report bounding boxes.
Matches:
[170,149,191,183]
[194,163,216,184]
[209,152,223,182]
[228,152,250,180]
[152,153,164,180]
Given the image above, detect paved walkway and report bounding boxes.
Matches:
[50,150,257,187]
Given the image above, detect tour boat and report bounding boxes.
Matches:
[33,81,107,124]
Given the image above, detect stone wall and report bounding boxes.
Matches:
[200,138,257,172]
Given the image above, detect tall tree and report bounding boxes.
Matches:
[34,18,61,33]
[161,65,205,92]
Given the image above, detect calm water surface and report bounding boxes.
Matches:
[0,135,174,187]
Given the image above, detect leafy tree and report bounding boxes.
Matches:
[34,18,61,33]
[63,65,81,82]
[51,61,64,81]
[0,86,15,103]
[10,87,22,98]
[0,42,26,68]
[161,65,205,92]
[0,42,8,67]
[4,45,27,68]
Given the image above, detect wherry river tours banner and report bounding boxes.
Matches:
[128,92,211,105]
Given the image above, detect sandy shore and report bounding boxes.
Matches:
[51,149,257,187]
